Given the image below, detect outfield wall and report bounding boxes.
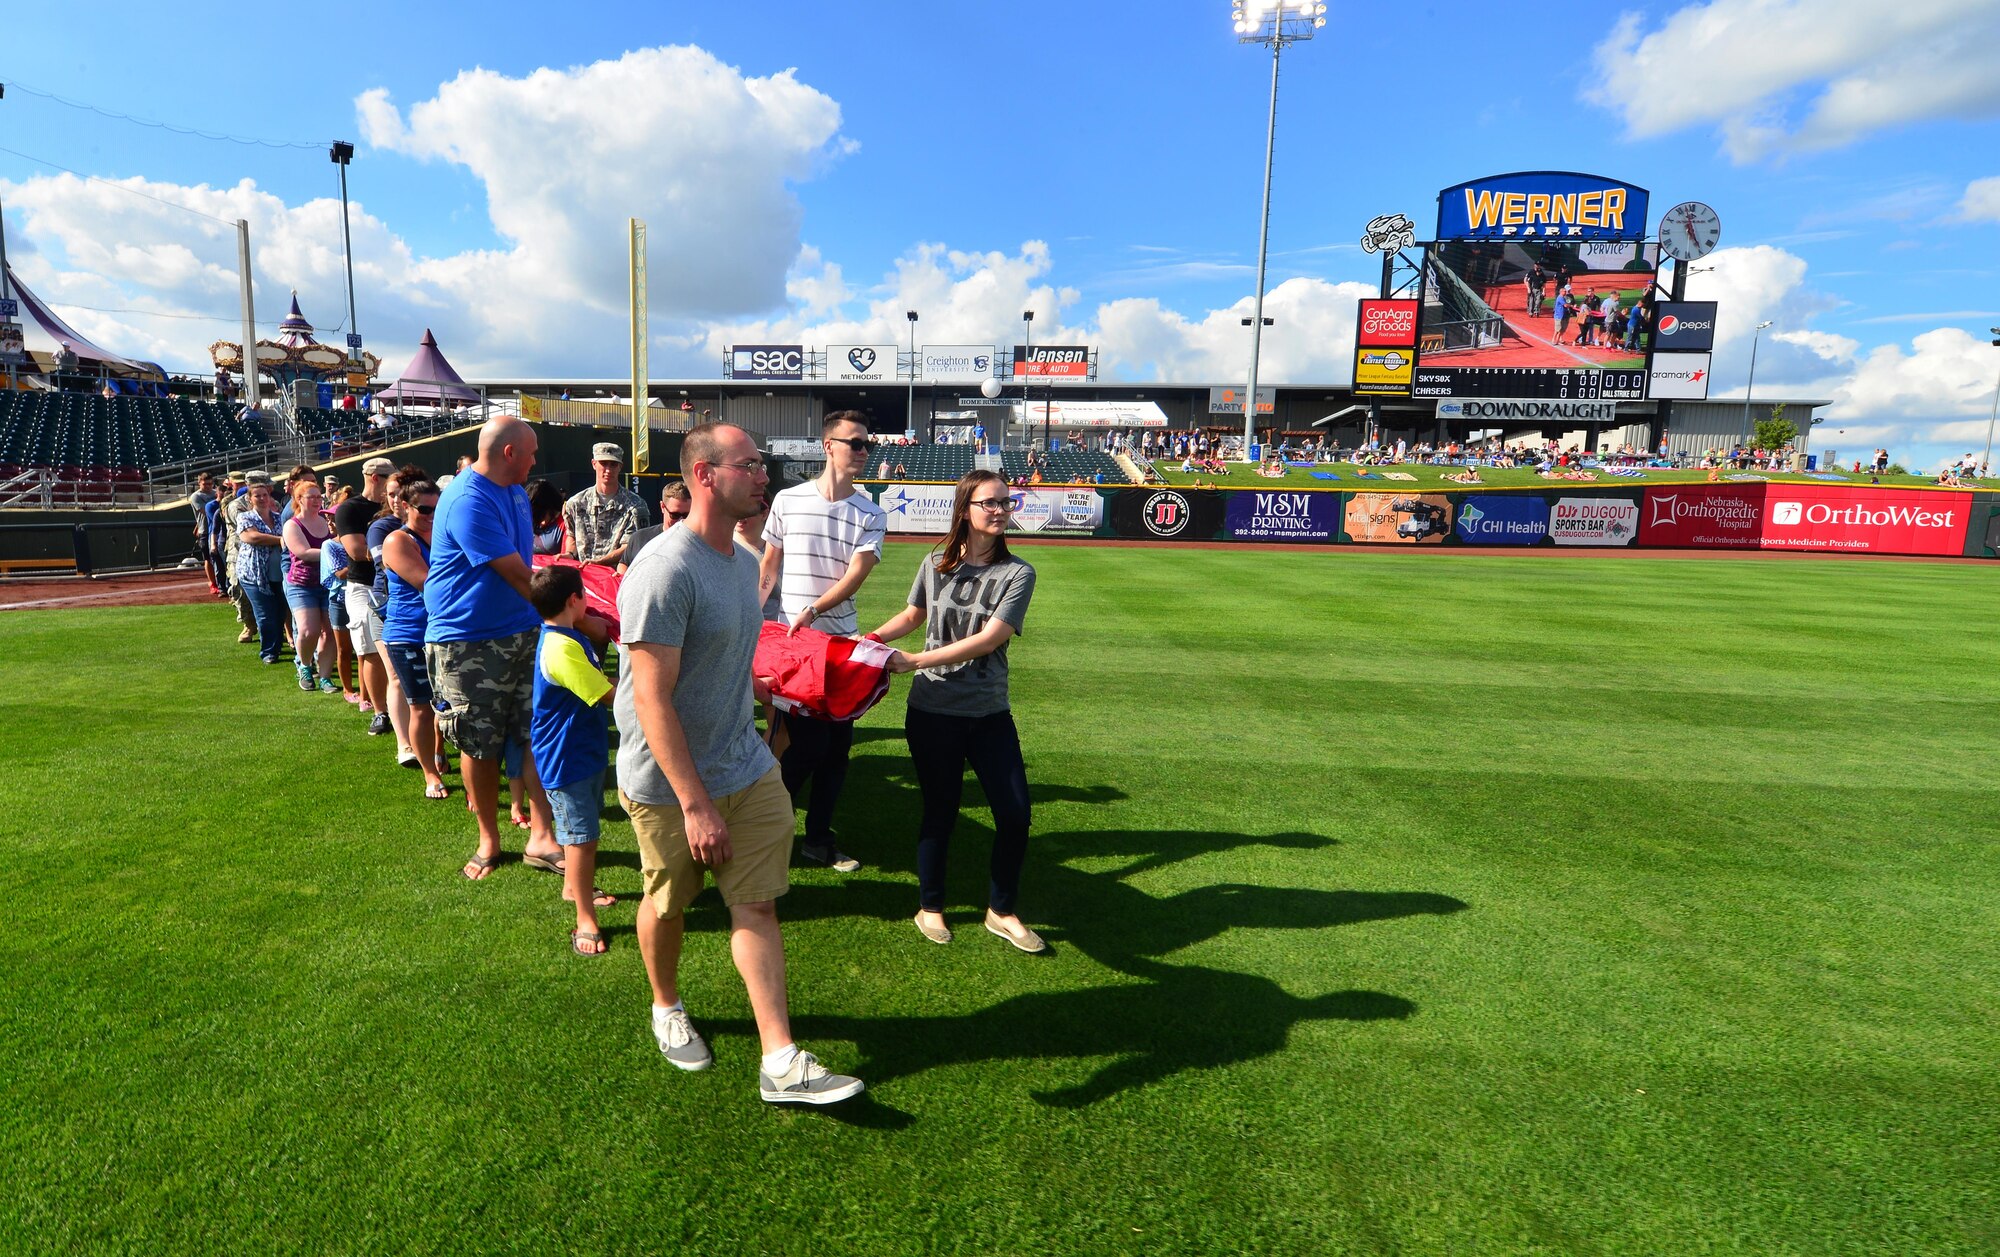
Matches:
[870,482,1992,559]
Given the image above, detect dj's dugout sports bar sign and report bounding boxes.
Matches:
[865,481,2000,558]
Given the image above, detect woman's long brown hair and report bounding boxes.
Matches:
[935,469,1012,575]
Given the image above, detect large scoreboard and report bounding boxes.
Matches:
[1411,365,1649,400]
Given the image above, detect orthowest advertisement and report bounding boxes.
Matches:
[1640,484,1968,555]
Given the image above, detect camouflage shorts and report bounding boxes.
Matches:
[427,630,536,762]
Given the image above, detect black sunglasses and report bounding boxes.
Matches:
[413,504,437,515]
[827,436,876,452]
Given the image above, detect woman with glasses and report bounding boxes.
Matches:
[380,481,452,801]
[868,470,1044,953]
[235,481,289,665]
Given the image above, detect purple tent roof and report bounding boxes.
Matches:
[3,262,167,379]
[375,329,479,403]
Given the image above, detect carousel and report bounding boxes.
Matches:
[209,293,380,402]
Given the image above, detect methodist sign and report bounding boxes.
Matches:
[827,344,897,383]
[1435,172,1650,241]
[919,345,995,384]
[1013,345,1090,379]
[729,344,804,380]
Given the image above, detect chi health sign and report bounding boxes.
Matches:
[920,345,994,384]
[827,344,898,383]
[1550,496,1638,546]
[1455,495,1549,545]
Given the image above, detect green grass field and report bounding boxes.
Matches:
[4,544,1998,1254]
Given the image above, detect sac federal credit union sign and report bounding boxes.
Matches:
[1436,172,1649,241]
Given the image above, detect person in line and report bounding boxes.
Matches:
[222,471,259,643]
[618,422,863,1105]
[528,565,617,956]
[758,411,888,874]
[235,476,289,665]
[337,458,395,728]
[619,482,691,576]
[869,469,1045,954]
[381,481,452,801]
[563,442,650,567]
[283,482,338,693]
[189,473,222,596]
[425,418,565,881]
[371,471,421,763]
[528,479,566,556]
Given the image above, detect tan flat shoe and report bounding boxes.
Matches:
[914,912,952,944]
[984,910,1047,954]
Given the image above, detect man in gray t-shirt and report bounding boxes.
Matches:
[615,421,862,1106]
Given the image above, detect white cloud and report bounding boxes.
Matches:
[1828,327,1999,419]
[1586,0,2000,161]
[1774,330,1859,362]
[1681,245,1825,345]
[1957,176,2000,223]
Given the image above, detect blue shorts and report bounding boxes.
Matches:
[283,581,329,612]
[382,640,434,707]
[326,593,351,631]
[546,771,604,847]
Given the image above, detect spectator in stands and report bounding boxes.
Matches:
[868,469,1044,954]
[236,476,289,665]
[337,458,395,725]
[563,443,650,568]
[620,481,691,575]
[380,480,451,800]
[283,482,338,693]
[425,418,565,881]
[527,479,566,556]
[759,411,887,873]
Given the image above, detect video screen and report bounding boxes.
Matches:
[1416,240,1661,373]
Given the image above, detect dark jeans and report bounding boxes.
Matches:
[905,706,1031,915]
[241,581,287,662]
[779,713,854,846]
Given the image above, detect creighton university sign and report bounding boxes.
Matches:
[1436,172,1649,241]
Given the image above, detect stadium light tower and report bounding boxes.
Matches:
[330,142,360,370]
[1983,326,2000,477]
[906,310,918,436]
[1232,0,1325,461]
[1742,319,1773,441]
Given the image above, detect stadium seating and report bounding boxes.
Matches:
[1000,451,1131,483]
[0,391,269,479]
[866,446,976,481]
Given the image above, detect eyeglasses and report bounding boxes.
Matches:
[713,458,766,474]
[666,509,690,521]
[826,437,876,452]
[413,504,437,515]
[970,498,1014,513]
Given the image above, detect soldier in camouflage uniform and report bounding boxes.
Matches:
[562,442,651,566]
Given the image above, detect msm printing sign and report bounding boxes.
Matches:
[1436,172,1650,241]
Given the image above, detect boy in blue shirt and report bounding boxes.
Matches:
[529,565,615,955]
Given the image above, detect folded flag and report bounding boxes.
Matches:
[754,622,896,723]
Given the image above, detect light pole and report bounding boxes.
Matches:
[905,309,918,439]
[1983,327,2000,478]
[330,142,360,378]
[1233,0,1324,462]
[1021,309,1034,454]
[1742,319,1773,443]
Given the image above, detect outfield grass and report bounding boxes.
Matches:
[3,545,1998,1254]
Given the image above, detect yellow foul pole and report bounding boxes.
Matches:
[628,217,649,473]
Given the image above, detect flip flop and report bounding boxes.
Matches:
[425,781,450,800]
[564,886,618,908]
[522,852,566,875]
[462,852,499,881]
[570,929,607,957]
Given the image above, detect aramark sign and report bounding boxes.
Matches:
[1436,172,1649,241]
[1436,399,1618,422]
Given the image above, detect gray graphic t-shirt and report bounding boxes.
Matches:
[615,526,775,806]
[906,553,1035,718]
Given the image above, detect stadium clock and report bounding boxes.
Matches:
[1659,202,1721,262]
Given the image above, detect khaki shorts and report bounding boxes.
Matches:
[346,587,381,653]
[427,630,536,762]
[624,767,792,920]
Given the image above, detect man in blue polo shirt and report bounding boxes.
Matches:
[426,416,566,881]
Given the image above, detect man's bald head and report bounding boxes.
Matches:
[475,417,539,486]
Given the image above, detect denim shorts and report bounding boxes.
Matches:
[283,581,329,612]
[327,594,351,631]
[382,640,434,707]
[546,770,604,847]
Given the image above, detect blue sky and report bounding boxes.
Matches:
[3,0,1999,468]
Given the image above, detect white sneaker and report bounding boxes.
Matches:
[759,1050,863,1105]
[652,1006,712,1072]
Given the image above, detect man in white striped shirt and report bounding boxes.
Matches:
[757,411,888,872]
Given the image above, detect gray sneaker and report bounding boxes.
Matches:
[652,1006,712,1072]
[798,842,861,874]
[759,1050,864,1105]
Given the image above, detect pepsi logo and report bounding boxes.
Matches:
[1659,315,1679,334]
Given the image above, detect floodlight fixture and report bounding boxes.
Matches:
[329,140,355,165]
